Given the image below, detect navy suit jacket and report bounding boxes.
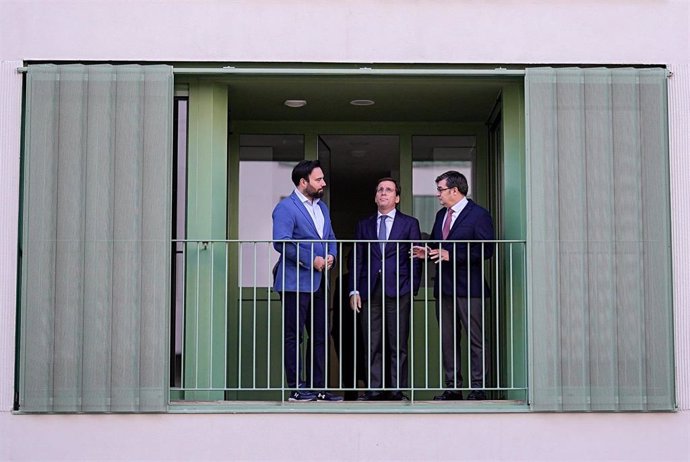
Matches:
[349,210,422,300]
[272,192,337,293]
[430,199,495,299]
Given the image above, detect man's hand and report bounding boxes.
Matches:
[326,255,335,270]
[349,294,362,313]
[313,256,326,272]
[411,245,430,259]
[429,248,450,263]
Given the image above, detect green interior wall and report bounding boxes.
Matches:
[180,79,228,400]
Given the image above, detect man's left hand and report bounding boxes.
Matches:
[429,248,449,263]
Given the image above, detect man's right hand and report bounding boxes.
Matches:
[313,256,326,271]
[349,294,362,313]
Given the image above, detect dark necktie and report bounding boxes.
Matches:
[378,215,387,251]
[442,208,454,240]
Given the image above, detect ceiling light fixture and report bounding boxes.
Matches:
[350,99,375,106]
[284,99,307,108]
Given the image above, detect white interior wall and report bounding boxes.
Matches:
[1,1,690,460]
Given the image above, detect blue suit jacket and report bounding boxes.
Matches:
[349,210,422,300]
[272,192,337,293]
[430,199,495,299]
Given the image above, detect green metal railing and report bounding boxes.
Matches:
[170,239,527,405]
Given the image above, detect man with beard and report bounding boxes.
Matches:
[272,160,343,402]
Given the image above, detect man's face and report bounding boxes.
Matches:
[303,167,326,199]
[436,179,458,208]
[375,180,400,213]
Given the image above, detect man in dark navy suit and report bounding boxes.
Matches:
[349,178,422,400]
[413,171,494,400]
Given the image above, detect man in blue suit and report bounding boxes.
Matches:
[349,178,422,400]
[272,160,342,402]
[413,170,494,400]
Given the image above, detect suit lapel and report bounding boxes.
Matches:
[448,200,473,238]
[290,192,320,237]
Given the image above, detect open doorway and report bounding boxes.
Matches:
[318,134,400,239]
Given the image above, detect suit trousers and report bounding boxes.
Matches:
[437,296,491,389]
[360,282,412,389]
[281,281,327,389]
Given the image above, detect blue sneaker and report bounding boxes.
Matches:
[288,390,317,402]
[317,391,344,402]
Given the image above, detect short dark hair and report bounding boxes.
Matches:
[376,177,400,196]
[291,160,322,186]
[435,170,468,196]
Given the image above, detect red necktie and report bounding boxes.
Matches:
[442,208,453,240]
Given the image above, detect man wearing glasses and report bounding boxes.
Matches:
[349,177,422,400]
[272,160,343,402]
[412,170,495,400]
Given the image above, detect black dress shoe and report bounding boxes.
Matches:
[466,390,487,400]
[388,391,409,401]
[359,391,388,401]
[433,390,463,401]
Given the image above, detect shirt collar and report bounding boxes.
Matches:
[294,188,320,205]
[377,208,397,220]
[449,197,468,215]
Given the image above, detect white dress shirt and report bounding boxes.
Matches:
[294,188,324,238]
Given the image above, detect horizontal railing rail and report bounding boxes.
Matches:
[170,239,527,404]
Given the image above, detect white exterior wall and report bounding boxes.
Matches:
[1,1,689,460]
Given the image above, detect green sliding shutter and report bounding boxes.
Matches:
[526,67,674,411]
[19,64,173,412]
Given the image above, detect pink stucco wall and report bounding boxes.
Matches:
[1,1,689,460]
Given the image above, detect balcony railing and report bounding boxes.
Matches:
[170,239,527,406]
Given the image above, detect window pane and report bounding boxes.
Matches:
[412,136,476,236]
[238,135,304,287]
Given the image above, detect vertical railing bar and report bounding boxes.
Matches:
[466,242,471,392]
[180,242,187,389]
[522,243,527,394]
[281,242,287,400]
[195,241,201,390]
[481,243,486,390]
[295,243,300,392]
[438,241,443,391]
[409,241,415,402]
[424,245,429,390]
[510,243,515,389]
[310,242,316,390]
[338,241,343,390]
[210,242,215,390]
[223,241,229,390]
[381,237,386,393]
[366,241,372,390]
[266,241,272,389]
[323,240,329,391]
[396,241,400,391]
[495,243,500,393]
[452,241,457,390]
[352,241,358,394]
[238,243,243,390]
[252,242,258,389]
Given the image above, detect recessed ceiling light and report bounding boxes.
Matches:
[350,99,375,106]
[284,99,307,108]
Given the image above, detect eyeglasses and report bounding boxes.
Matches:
[436,186,453,193]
